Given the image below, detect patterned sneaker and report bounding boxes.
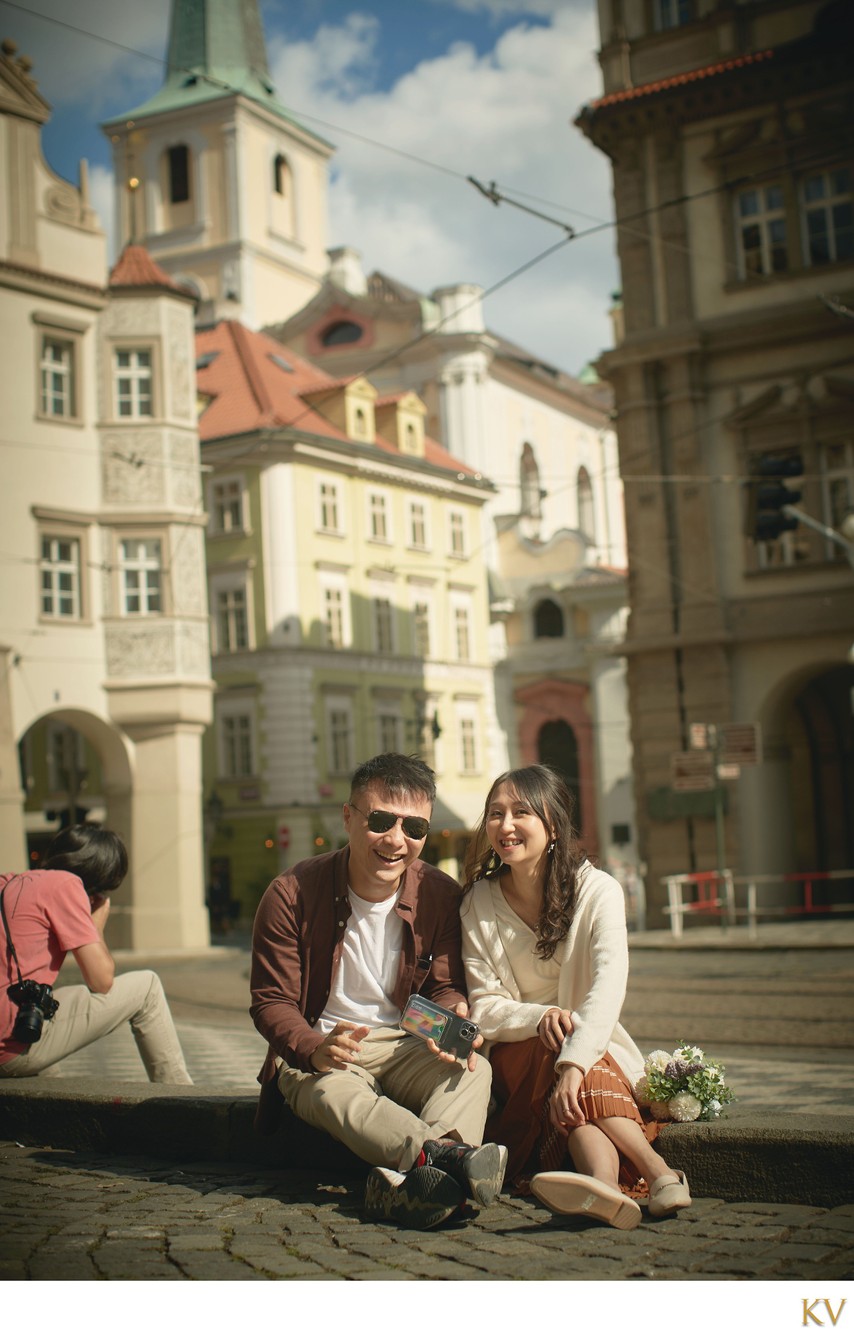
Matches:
[364,1164,466,1230]
[420,1139,508,1208]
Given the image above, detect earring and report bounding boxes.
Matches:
[547,840,556,855]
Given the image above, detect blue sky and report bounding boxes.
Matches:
[0,0,620,375]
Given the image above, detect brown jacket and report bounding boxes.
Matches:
[250,845,467,1132]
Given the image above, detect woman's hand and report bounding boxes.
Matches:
[549,1063,586,1131]
[537,1007,574,1052]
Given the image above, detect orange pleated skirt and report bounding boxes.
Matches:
[484,1037,663,1194]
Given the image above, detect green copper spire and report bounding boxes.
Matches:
[105,0,325,135]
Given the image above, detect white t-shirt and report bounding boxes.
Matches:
[317,887,404,1033]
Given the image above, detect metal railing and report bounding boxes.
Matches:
[662,868,854,938]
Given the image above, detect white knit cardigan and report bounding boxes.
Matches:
[461,861,645,1090]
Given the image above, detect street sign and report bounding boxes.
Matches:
[671,751,716,792]
[717,763,741,780]
[719,722,762,766]
[689,723,708,749]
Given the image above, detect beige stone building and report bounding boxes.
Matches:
[578,0,854,919]
[0,40,213,949]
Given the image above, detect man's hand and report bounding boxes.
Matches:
[537,1007,574,1052]
[425,999,482,1073]
[89,897,110,934]
[310,1021,370,1073]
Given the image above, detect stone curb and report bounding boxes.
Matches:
[1,1081,852,1208]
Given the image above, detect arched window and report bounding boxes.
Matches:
[321,320,363,347]
[167,144,190,204]
[577,466,594,537]
[537,719,582,833]
[520,443,542,517]
[533,598,564,639]
[273,153,290,196]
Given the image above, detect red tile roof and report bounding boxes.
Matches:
[195,319,480,479]
[108,244,187,292]
[588,48,775,109]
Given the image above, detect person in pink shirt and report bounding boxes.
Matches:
[0,823,191,1083]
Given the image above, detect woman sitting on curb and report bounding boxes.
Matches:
[461,765,690,1228]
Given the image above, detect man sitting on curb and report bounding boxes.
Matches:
[251,752,506,1229]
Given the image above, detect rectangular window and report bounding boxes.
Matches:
[369,492,388,542]
[216,586,248,652]
[374,596,394,654]
[222,713,253,778]
[319,481,340,533]
[377,712,401,754]
[40,536,81,619]
[329,706,354,775]
[324,586,345,648]
[459,716,478,773]
[413,600,431,658]
[821,442,854,559]
[213,478,244,534]
[120,538,162,614]
[449,510,467,557]
[168,144,190,204]
[115,349,153,418]
[802,168,854,267]
[736,186,787,277]
[654,0,693,28]
[454,605,471,662]
[409,501,427,548]
[40,336,75,419]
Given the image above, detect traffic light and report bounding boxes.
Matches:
[745,453,803,542]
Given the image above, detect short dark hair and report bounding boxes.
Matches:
[349,753,437,806]
[42,822,128,896]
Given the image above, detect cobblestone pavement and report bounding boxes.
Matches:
[2,1140,853,1283]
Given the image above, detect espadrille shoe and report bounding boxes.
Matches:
[530,1172,642,1230]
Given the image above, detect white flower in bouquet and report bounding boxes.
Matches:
[669,1092,702,1122]
[640,1040,735,1122]
[645,1049,674,1073]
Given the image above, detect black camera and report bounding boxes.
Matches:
[7,979,60,1043]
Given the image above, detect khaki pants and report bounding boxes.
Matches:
[278,1027,492,1170]
[0,970,192,1084]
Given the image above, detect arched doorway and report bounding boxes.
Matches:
[515,680,598,855]
[537,719,583,833]
[793,665,854,871]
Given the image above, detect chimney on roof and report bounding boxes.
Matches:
[327,246,367,296]
[433,283,485,335]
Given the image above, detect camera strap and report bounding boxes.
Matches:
[0,883,27,991]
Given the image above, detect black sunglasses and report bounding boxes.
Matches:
[348,801,430,841]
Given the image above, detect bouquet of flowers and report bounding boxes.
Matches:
[636,1042,735,1122]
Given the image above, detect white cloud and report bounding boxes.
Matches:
[8,0,169,115]
[269,6,617,373]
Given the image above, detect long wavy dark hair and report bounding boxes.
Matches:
[461,765,586,961]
